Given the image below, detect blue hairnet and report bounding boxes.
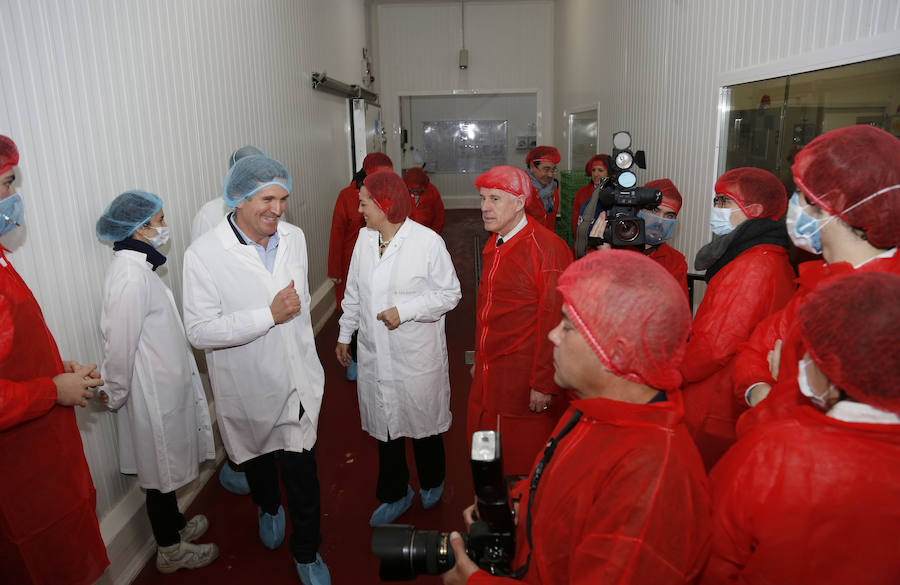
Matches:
[96,190,163,242]
[222,155,292,208]
[228,145,266,169]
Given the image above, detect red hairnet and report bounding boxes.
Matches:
[363,171,410,223]
[403,167,430,190]
[715,167,787,220]
[557,250,691,391]
[583,154,610,176]
[526,146,561,167]
[0,135,19,175]
[646,178,682,215]
[362,152,393,174]
[474,165,533,199]
[797,271,900,414]
[792,125,900,248]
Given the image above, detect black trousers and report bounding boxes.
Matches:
[146,489,186,547]
[376,433,446,503]
[243,448,322,563]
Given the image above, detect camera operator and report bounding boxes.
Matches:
[638,178,689,298]
[571,154,610,235]
[444,250,711,585]
[523,146,561,231]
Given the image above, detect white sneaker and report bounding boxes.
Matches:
[179,514,209,543]
[156,541,219,574]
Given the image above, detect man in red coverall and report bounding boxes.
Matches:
[0,135,109,584]
[571,154,609,235]
[705,271,900,585]
[467,165,573,477]
[328,152,393,380]
[445,250,710,585]
[680,167,796,470]
[734,125,900,426]
[640,178,689,298]
[523,146,561,232]
[404,167,445,234]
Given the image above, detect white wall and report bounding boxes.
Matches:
[0,0,366,540]
[376,0,554,207]
[554,0,900,268]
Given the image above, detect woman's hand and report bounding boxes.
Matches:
[336,343,352,367]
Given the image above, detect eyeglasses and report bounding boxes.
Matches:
[713,195,733,208]
[536,165,558,174]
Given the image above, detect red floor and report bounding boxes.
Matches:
[131,210,485,585]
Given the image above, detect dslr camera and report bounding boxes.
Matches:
[371,431,516,580]
[587,131,662,247]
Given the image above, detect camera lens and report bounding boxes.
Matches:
[372,525,457,580]
[615,219,640,242]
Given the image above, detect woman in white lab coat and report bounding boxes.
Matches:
[96,190,218,574]
[336,171,461,526]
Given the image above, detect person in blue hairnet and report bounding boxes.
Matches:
[182,155,331,585]
[96,190,218,573]
[190,144,266,497]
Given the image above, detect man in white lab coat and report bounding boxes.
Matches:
[182,155,330,585]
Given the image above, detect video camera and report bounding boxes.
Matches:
[371,430,516,580]
[587,131,661,247]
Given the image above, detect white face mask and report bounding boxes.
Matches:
[797,358,830,409]
[709,206,736,236]
[147,225,170,249]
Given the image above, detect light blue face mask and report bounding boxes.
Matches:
[709,206,736,236]
[785,192,829,255]
[0,193,24,236]
[638,210,677,245]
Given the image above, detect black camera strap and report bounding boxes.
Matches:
[508,409,583,580]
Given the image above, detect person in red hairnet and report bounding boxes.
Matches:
[328,152,393,380]
[571,154,610,235]
[680,167,796,470]
[734,125,900,430]
[524,146,561,232]
[0,135,109,584]
[638,178,689,298]
[443,250,710,585]
[336,171,460,526]
[467,165,573,477]
[704,271,900,585]
[404,167,445,234]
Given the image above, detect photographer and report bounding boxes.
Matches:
[571,154,610,235]
[639,178,688,298]
[444,250,711,585]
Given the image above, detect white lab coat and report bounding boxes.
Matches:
[190,197,228,243]
[100,250,215,493]
[183,217,324,464]
[338,219,461,441]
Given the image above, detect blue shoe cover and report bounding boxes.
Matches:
[258,505,285,549]
[218,463,251,495]
[369,485,414,526]
[420,481,444,510]
[295,553,331,585]
[346,360,358,381]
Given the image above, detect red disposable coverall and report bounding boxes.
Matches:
[647,243,689,299]
[704,405,900,585]
[469,393,711,585]
[679,244,795,470]
[0,248,109,585]
[410,183,445,234]
[468,217,573,476]
[571,183,595,234]
[328,181,365,306]
[733,252,900,433]
[524,184,560,233]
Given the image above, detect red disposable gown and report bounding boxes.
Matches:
[647,243,689,299]
[524,184,560,233]
[410,183,445,234]
[467,217,573,475]
[704,405,900,585]
[0,248,109,585]
[328,181,365,306]
[571,183,595,234]
[680,244,795,470]
[733,252,900,434]
[469,392,711,585]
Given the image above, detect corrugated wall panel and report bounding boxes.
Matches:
[554,0,900,269]
[0,0,367,519]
